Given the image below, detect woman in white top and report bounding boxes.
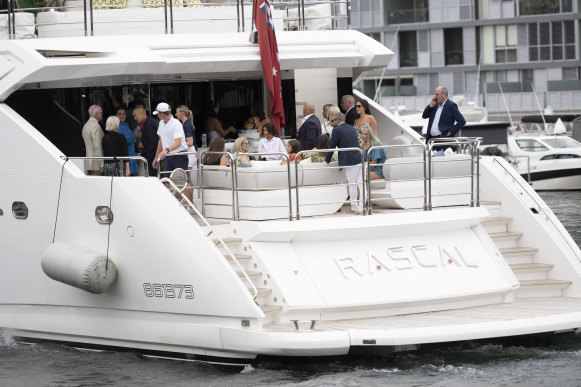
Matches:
[257,123,287,160]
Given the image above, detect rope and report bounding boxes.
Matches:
[105,157,117,271]
[52,156,69,243]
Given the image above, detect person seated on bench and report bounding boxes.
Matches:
[281,139,303,165]
[232,136,253,167]
[203,137,229,166]
[258,122,286,160]
[361,127,386,180]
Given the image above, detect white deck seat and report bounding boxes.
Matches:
[371,153,473,209]
[0,13,36,40]
[198,160,347,220]
[201,160,346,190]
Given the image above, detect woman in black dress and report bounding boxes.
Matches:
[102,116,130,176]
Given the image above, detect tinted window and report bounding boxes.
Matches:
[557,154,581,159]
[516,139,548,151]
[540,154,557,160]
[543,137,581,149]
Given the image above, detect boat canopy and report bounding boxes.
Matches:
[0,30,393,101]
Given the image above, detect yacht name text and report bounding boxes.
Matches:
[335,244,479,279]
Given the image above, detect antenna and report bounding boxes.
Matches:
[373,25,400,103]
[475,52,482,107]
[498,82,515,130]
[530,82,548,132]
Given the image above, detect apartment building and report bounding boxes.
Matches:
[352,0,581,120]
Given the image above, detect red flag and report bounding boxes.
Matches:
[254,0,285,136]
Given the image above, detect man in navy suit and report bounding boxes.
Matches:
[326,112,363,214]
[297,102,321,150]
[422,86,466,150]
[341,95,357,126]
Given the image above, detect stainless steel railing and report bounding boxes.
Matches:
[293,147,365,220]
[1,0,351,39]
[66,155,149,176]
[156,141,482,221]
[365,143,427,213]
[426,137,481,210]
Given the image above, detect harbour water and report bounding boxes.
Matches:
[2,191,581,386]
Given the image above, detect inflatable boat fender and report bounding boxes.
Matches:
[41,241,117,294]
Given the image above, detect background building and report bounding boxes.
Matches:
[352,0,581,122]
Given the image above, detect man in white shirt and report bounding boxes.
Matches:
[258,122,287,160]
[152,102,188,174]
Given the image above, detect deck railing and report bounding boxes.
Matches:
[1,0,350,39]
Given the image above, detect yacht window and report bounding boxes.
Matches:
[543,137,581,149]
[515,139,548,151]
[557,154,580,159]
[12,202,28,219]
[540,154,557,160]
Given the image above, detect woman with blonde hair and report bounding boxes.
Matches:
[322,105,340,138]
[102,115,130,176]
[176,104,197,168]
[232,136,253,167]
[361,127,386,180]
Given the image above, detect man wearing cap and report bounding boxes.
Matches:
[152,102,188,175]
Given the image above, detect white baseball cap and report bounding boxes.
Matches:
[153,102,171,115]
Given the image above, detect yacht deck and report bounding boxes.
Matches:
[263,297,581,335]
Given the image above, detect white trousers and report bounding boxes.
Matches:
[345,163,363,212]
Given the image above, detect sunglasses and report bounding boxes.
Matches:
[355,104,363,108]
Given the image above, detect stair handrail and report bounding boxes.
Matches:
[160,176,259,300]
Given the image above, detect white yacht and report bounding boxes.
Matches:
[507,121,581,190]
[2,2,581,365]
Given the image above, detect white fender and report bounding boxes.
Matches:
[41,241,117,294]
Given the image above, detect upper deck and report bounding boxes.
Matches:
[2,0,351,39]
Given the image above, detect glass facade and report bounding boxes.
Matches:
[385,0,429,24]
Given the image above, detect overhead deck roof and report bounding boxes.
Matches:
[0,30,393,101]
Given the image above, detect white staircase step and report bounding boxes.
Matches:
[515,279,572,298]
[488,231,522,248]
[499,247,538,264]
[237,270,262,279]
[212,237,243,244]
[510,263,553,281]
[250,287,274,304]
[224,253,252,261]
[481,201,502,217]
[260,305,282,313]
[481,216,512,233]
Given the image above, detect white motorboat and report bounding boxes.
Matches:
[507,121,581,190]
[2,3,581,364]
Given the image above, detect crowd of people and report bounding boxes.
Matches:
[81,86,465,215]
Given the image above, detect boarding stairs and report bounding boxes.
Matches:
[189,212,283,324]
[481,201,572,298]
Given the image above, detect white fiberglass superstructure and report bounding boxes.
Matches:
[2,18,581,363]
